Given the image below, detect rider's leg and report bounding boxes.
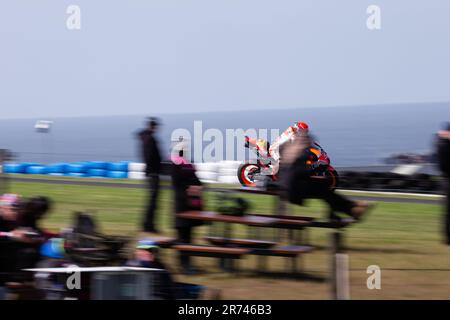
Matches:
[264,143,280,175]
[267,126,296,173]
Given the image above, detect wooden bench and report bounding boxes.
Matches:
[201,237,314,274]
[251,245,314,256]
[249,245,315,273]
[173,244,249,258]
[252,214,315,222]
[204,236,276,249]
[138,236,177,248]
[173,244,250,272]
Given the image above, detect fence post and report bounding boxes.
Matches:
[331,231,350,300]
[0,149,11,194]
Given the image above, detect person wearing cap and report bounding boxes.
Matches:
[437,123,450,244]
[138,117,163,233]
[127,240,175,299]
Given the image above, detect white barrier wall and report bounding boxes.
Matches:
[216,161,241,184]
[127,161,241,184]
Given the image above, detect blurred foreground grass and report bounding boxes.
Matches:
[10,180,450,299]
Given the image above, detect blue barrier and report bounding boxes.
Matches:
[66,172,86,178]
[22,163,41,168]
[107,162,129,172]
[66,164,88,174]
[87,168,107,177]
[4,161,133,179]
[48,173,65,177]
[106,171,128,179]
[26,166,47,175]
[3,164,26,174]
[46,163,68,174]
[87,161,108,170]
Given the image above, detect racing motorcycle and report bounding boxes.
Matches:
[237,136,339,189]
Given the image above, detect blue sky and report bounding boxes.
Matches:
[1,0,449,119]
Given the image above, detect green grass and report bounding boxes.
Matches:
[7,174,150,185]
[8,180,450,299]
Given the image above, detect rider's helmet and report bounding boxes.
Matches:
[295,122,309,132]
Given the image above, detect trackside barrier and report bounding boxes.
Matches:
[2,161,445,193]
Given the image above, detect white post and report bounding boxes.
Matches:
[335,253,350,300]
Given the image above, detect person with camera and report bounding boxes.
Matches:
[127,240,176,300]
[0,195,51,299]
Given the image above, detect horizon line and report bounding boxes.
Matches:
[0,100,449,121]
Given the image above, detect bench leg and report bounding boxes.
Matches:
[219,258,239,274]
[288,229,294,243]
[226,259,240,274]
[287,257,298,274]
[294,228,302,246]
[295,228,310,246]
[304,228,310,246]
[257,256,267,272]
[218,258,231,271]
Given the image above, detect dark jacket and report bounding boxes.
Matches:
[138,129,162,175]
[0,217,43,285]
[0,217,16,285]
[127,259,176,300]
[171,162,204,228]
[437,134,450,177]
[285,146,324,205]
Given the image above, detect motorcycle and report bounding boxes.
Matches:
[237,136,339,189]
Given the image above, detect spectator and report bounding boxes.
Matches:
[281,132,374,221]
[138,117,162,233]
[0,194,21,299]
[127,240,175,300]
[171,150,204,274]
[0,195,51,299]
[15,197,52,274]
[17,196,51,233]
[437,123,450,245]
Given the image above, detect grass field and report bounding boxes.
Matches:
[8,179,450,300]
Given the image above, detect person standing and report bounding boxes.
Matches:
[138,117,162,233]
[437,123,450,245]
[171,150,204,274]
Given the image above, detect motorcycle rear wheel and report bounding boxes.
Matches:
[237,162,261,187]
[325,168,339,190]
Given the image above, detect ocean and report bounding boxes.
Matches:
[0,103,449,167]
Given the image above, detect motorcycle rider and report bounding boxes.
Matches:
[282,131,374,221]
[267,122,329,175]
